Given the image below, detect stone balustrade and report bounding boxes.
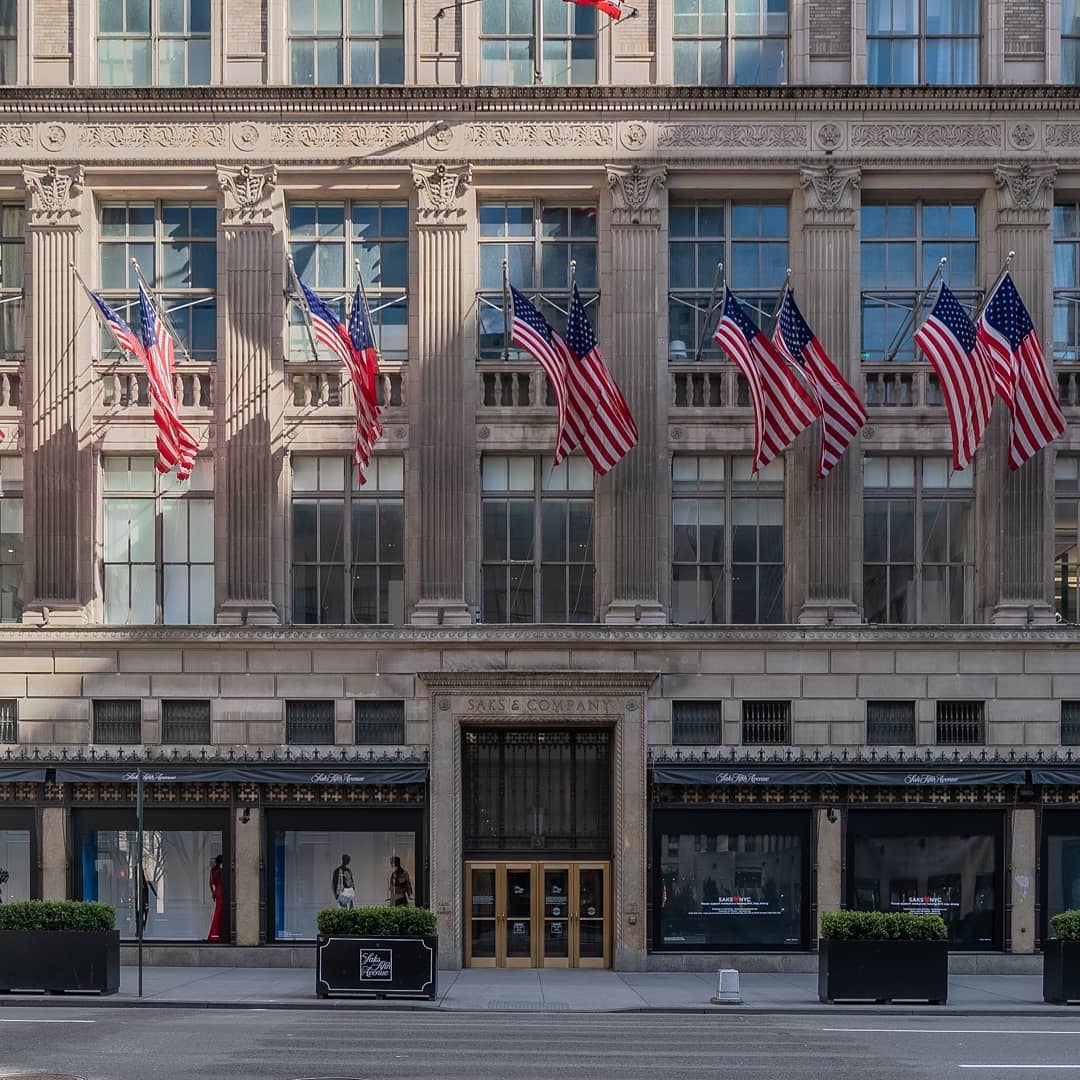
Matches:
[98,363,214,411]
[862,364,944,409]
[478,364,555,409]
[0,360,21,411]
[287,363,404,411]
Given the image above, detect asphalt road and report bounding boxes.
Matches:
[3,1009,1080,1080]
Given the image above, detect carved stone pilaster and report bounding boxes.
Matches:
[797,164,862,625]
[21,165,91,623]
[986,162,1057,624]
[603,164,666,625]
[214,165,282,625]
[410,163,472,626]
[606,164,666,227]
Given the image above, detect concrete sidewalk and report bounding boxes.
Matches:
[0,967,1076,1014]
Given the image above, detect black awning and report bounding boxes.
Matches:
[1032,768,1080,785]
[0,767,47,784]
[651,764,1027,787]
[54,764,427,785]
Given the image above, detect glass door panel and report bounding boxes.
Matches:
[467,865,498,967]
[504,865,535,966]
[541,864,570,966]
[575,863,608,968]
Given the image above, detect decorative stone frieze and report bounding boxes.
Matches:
[850,123,1002,148]
[81,123,227,149]
[217,164,277,224]
[606,163,666,227]
[656,123,808,149]
[412,163,472,223]
[24,165,83,222]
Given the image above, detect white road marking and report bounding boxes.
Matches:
[824,1029,1080,1035]
[958,1067,1080,1070]
[0,1018,97,1023]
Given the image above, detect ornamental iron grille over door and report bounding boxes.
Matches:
[462,729,612,856]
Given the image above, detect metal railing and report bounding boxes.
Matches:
[935,701,985,745]
[161,700,211,745]
[285,701,335,745]
[741,701,791,746]
[866,701,916,745]
[354,700,405,745]
[93,700,142,745]
[672,701,722,745]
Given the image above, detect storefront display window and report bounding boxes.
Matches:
[270,824,419,941]
[1044,812,1080,941]
[848,811,1002,949]
[0,828,31,902]
[653,810,810,949]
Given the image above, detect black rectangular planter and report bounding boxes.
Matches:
[1044,940,1080,1004]
[316,934,437,998]
[818,939,948,1004]
[0,930,120,995]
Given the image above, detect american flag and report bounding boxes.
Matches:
[976,272,1066,469]
[553,284,638,475]
[138,284,199,480]
[509,284,570,426]
[914,281,995,472]
[295,278,383,481]
[567,0,624,18]
[772,288,866,478]
[713,286,820,473]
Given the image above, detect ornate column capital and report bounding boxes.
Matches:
[606,163,666,226]
[23,165,84,224]
[217,164,278,225]
[995,162,1056,225]
[412,163,472,224]
[800,162,860,225]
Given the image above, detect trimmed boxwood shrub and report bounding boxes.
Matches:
[0,900,116,932]
[820,910,947,942]
[317,906,437,937]
[1050,910,1080,941]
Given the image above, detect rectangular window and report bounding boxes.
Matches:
[285,700,335,745]
[1062,702,1080,746]
[673,0,788,86]
[481,455,595,623]
[742,701,790,745]
[161,700,211,744]
[354,700,405,744]
[672,701,722,745]
[93,700,142,744]
[291,454,404,625]
[0,2,14,84]
[936,700,984,745]
[0,455,23,623]
[867,0,979,85]
[477,201,598,361]
[480,0,596,85]
[1055,456,1079,621]
[99,202,217,362]
[102,455,214,626]
[0,698,15,743]
[1066,2,1080,84]
[863,455,973,624]
[860,202,978,362]
[849,810,1001,948]
[1053,205,1080,362]
[866,701,916,745]
[0,204,24,358]
[98,0,211,85]
[668,201,788,361]
[289,0,404,84]
[0,825,30,901]
[654,809,810,949]
[1044,812,1080,940]
[672,455,784,624]
[288,202,408,363]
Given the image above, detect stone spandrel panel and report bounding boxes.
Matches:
[226,0,266,55]
[1004,0,1046,59]
[809,0,852,60]
[33,0,71,55]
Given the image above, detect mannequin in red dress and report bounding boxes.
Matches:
[208,855,224,942]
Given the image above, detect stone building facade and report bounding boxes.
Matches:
[0,1,1079,971]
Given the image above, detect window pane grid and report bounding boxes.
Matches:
[0,698,15,743]
[289,0,405,84]
[0,454,23,624]
[354,699,406,744]
[99,202,218,362]
[673,0,788,86]
[98,0,211,86]
[741,700,790,745]
[1055,456,1079,621]
[668,201,788,361]
[480,0,596,85]
[288,202,409,362]
[93,700,142,745]
[286,700,336,745]
[672,700,722,745]
[1063,702,1080,746]
[866,700,916,745]
[867,0,979,85]
[935,700,984,745]
[161,699,212,744]
[0,203,25,358]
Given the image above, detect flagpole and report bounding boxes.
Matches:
[886,256,947,363]
[501,258,511,363]
[534,0,543,84]
[770,267,793,323]
[353,258,383,373]
[693,261,725,363]
[130,258,194,366]
[286,255,322,363]
[569,258,577,297]
[973,250,1016,321]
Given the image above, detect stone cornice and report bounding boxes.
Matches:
[0,625,1079,646]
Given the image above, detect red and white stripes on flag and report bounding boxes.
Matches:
[566,0,624,18]
[771,288,866,479]
[976,271,1066,470]
[713,285,820,473]
[914,281,995,472]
